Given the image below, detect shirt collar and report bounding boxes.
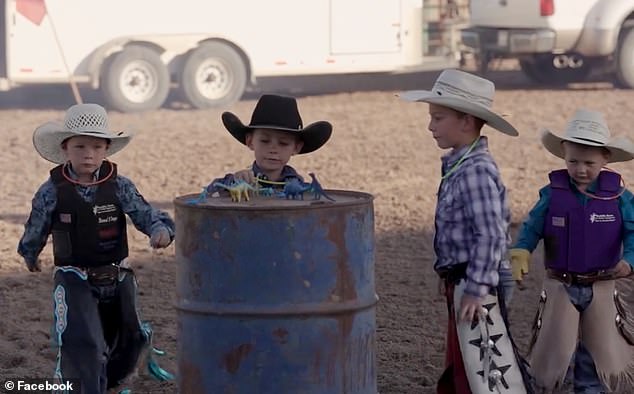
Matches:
[251,161,299,181]
[441,136,488,170]
[66,163,100,181]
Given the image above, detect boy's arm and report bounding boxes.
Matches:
[619,189,634,267]
[510,186,550,281]
[116,176,175,245]
[459,164,508,298]
[17,181,56,270]
[514,186,550,251]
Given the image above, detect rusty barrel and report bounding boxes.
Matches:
[173,191,378,394]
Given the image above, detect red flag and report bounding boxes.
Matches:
[16,0,47,26]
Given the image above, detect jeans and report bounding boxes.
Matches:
[498,264,515,305]
[565,284,607,394]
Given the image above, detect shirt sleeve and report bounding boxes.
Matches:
[514,186,550,252]
[17,180,56,267]
[619,189,634,267]
[116,176,175,239]
[459,164,507,297]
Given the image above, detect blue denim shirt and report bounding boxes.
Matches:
[18,167,175,267]
[207,161,303,192]
[514,174,634,266]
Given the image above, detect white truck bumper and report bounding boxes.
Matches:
[461,27,556,54]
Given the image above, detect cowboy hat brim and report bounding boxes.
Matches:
[33,121,133,164]
[541,128,634,163]
[398,90,519,136]
[222,112,332,154]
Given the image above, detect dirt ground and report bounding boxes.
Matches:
[2,64,634,394]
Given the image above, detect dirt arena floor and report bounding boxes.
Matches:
[2,63,634,393]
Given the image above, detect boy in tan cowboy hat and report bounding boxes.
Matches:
[400,69,531,394]
[18,103,174,393]
[208,93,332,193]
[511,109,634,393]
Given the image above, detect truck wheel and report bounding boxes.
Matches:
[101,46,170,112]
[177,42,247,109]
[522,54,591,85]
[616,28,634,88]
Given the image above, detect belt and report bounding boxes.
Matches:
[546,268,616,286]
[437,263,468,284]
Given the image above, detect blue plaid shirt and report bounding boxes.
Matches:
[434,137,511,297]
[18,166,175,267]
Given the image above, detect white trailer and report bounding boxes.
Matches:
[1,0,459,112]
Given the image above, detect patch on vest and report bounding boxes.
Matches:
[589,213,616,223]
[59,213,71,223]
[93,203,117,216]
[551,216,566,227]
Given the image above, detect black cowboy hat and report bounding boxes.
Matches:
[221,94,332,154]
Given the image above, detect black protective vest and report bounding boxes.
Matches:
[50,162,128,267]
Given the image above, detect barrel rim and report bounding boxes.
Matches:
[173,189,375,211]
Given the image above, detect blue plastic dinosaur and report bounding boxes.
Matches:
[279,178,312,200]
[308,173,335,201]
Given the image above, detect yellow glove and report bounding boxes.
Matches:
[510,248,530,282]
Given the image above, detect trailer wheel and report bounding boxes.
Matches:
[616,28,634,88]
[177,42,247,109]
[101,45,170,112]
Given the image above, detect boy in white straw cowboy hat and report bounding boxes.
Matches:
[207,93,332,193]
[400,69,532,394]
[18,103,175,393]
[511,109,634,393]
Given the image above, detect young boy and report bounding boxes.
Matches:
[400,69,531,393]
[511,109,634,393]
[18,103,175,393]
[208,94,332,192]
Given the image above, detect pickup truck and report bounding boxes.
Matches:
[460,0,634,87]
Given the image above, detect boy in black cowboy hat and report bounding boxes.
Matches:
[208,94,332,192]
[18,103,174,393]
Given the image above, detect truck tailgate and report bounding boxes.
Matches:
[469,0,597,29]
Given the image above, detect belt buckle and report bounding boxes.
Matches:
[87,264,119,286]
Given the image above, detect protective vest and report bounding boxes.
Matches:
[544,169,622,273]
[50,161,128,267]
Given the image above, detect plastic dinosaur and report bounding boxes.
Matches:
[212,180,254,202]
[308,173,335,201]
[279,178,312,200]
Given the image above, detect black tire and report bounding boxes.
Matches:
[521,54,591,85]
[616,28,634,88]
[101,45,170,112]
[177,42,247,109]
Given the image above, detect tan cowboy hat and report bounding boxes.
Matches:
[398,69,518,136]
[541,109,634,163]
[222,94,332,154]
[33,103,133,164]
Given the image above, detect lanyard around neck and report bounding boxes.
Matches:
[441,137,480,180]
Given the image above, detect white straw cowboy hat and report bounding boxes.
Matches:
[33,103,133,164]
[222,94,332,154]
[398,69,518,136]
[541,109,634,163]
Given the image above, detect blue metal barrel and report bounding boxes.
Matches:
[173,191,378,394]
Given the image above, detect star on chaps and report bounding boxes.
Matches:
[454,279,530,394]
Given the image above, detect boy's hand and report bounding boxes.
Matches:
[510,248,530,284]
[26,259,42,272]
[614,260,633,278]
[150,228,172,249]
[459,293,484,322]
[233,169,255,184]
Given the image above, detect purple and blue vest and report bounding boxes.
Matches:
[544,169,622,273]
